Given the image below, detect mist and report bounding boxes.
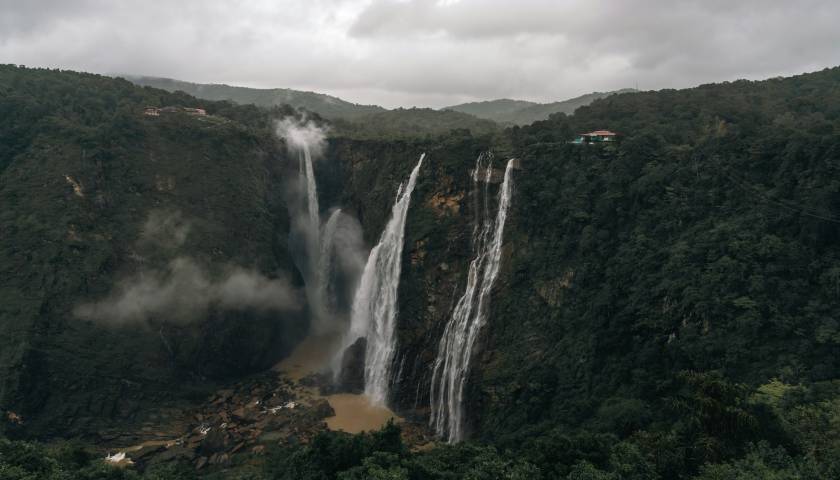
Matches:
[321,208,367,319]
[75,258,300,326]
[75,209,301,327]
[276,116,335,333]
[275,117,327,158]
[274,117,368,341]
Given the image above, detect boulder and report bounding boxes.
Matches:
[311,399,335,419]
[336,337,366,393]
[199,428,229,455]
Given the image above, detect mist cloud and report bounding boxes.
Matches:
[75,209,300,326]
[75,258,300,326]
[275,117,327,158]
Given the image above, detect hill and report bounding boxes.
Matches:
[330,107,499,140]
[126,75,386,120]
[2,64,840,479]
[444,88,637,125]
[0,65,308,437]
[440,98,538,121]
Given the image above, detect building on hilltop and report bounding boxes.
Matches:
[571,130,617,144]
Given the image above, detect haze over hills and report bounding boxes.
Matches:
[444,88,638,125]
[127,75,631,127]
[127,75,387,120]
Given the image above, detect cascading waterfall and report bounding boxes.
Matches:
[300,144,320,250]
[318,208,343,316]
[341,153,425,405]
[281,119,329,333]
[430,156,515,442]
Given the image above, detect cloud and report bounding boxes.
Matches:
[75,209,301,326]
[1,0,839,107]
[75,258,300,326]
[275,117,327,158]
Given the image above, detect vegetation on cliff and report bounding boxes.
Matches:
[2,63,840,479]
[127,76,386,120]
[0,65,308,438]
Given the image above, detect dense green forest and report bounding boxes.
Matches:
[1,64,840,479]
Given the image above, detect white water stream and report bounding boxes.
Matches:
[430,156,515,442]
[341,154,425,405]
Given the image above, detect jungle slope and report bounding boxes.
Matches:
[331,67,840,478]
[127,76,386,120]
[0,66,309,438]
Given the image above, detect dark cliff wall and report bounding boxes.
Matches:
[326,68,840,445]
[0,67,308,438]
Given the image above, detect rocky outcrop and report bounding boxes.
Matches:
[336,337,367,394]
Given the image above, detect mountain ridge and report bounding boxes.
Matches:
[444,88,638,125]
[126,75,387,120]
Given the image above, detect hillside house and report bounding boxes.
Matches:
[143,107,160,116]
[571,130,617,144]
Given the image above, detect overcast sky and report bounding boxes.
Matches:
[2,0,839,108]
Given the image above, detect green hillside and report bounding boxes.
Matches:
[127,76,386,120]
[331,107,499,140]
[2,64,840,479]
[0,65,308,438]
[441,98,537,121]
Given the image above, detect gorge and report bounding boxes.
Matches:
[1,64,840,479]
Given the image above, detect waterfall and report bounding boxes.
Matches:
[341,153,425,405]
[430,156,515,442]
[300,143,321,252]
[318,208,343,317]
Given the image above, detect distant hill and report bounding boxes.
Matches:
[441,99,538,121]
[331,107,499,140]
[444,89,637,125]
[126,76,386,120]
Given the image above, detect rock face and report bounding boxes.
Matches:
[326,138,493,420]
[336,337,367,393]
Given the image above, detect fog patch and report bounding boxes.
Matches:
[75,209,300,327]
[275,117,327,160]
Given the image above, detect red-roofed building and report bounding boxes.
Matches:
[571,130,618,144]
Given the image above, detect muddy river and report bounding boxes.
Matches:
[275,334,401,434]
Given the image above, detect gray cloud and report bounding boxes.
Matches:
[75,209,300,326]
[75,258,300,326]
[1,0,839,107]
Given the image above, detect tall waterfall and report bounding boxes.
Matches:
[430,156,515,442]
[318,208,343,316]
[343,153,425,405]
[300,144,320,250]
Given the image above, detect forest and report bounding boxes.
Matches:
[1,64,839,479]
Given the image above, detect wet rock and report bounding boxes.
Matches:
[150,445,195,464]
[199,428,228,455]
[311,399,335,419]
[131,443,165,460]
[336,337,366,393]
